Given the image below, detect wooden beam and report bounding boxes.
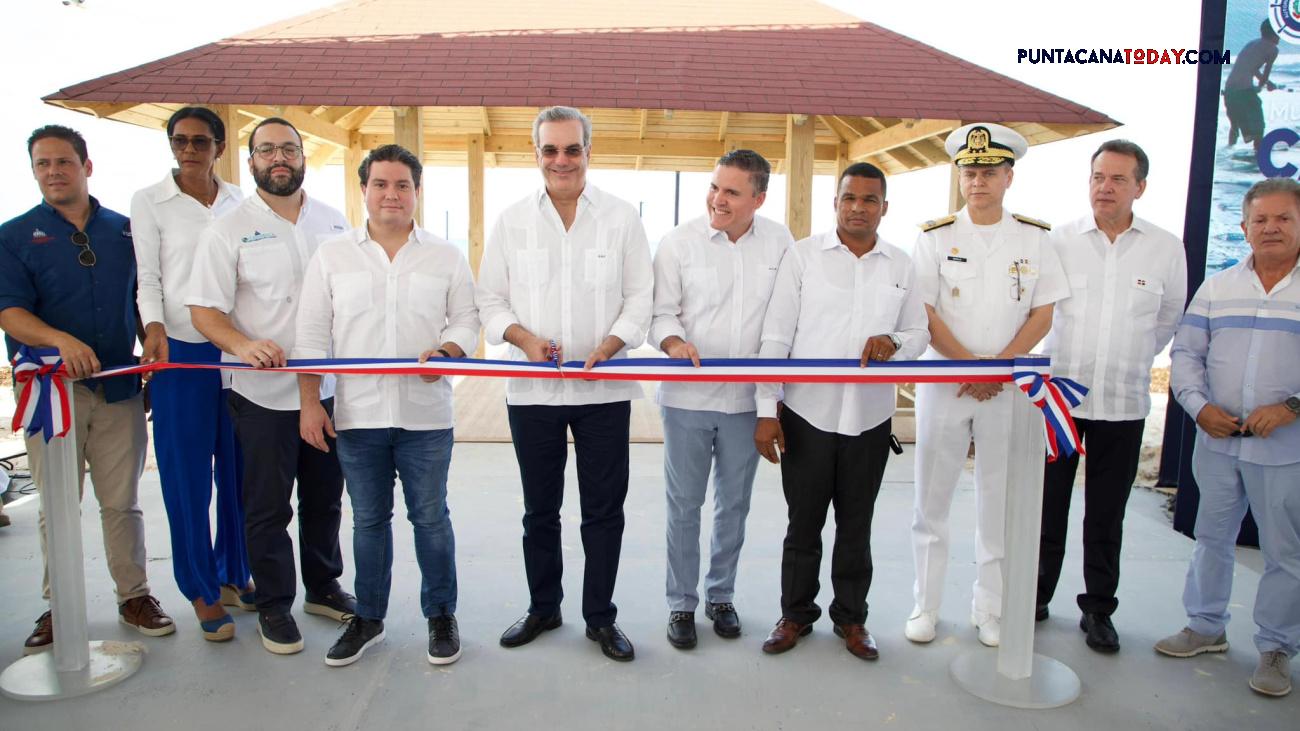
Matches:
[360,133,841,162]
[717,112,730,142]
[394,106,424,225]
[479,107,492,136]
[317,106,360,124]
[836,142,849,179]
[638,109,649,140]
[833,115,875,137]
[818,114,849,143]
[237,104,350,148]
[212,105,241,187]
[344,131,364,227]
[886,145,927,170]
[60,101,139,119]
[307,144,337,170]
[848,118,960,161]
[785,114,814,240]
[336,106,379,131]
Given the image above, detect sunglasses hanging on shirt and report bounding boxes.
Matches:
[71,230,95,267]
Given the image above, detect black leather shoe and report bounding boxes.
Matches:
[1035,604,1049,622]
[586,623,635,661]
[1080,612,1120,653]
[705,602,741,638]
[667,612,697,649]
[499,612,562,648]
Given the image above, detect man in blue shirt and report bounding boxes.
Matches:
[0,125,175,655]
[1160,177,1300,697]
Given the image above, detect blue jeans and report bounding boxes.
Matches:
[336,428,457,620]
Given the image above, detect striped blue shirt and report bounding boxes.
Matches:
[1170,255,1300,465]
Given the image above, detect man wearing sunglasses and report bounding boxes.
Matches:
[189,117,355,656]
[477,106,653,662]
[1160,178,1300,698]
[0,124,176,654]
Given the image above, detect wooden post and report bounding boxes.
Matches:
[467,133,485,277]
[213,105,241,187]
[344,130,364,228]
[836,142,849,180]
[394,106,425,225]
[784,114,814,240]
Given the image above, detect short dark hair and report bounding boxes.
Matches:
[1091,139,1150,182]
[1241,177,1300,222]
[359,144,423,188]
[167,106,225,141]
[716,149,771,194]
[28,125,88,163]
[1262,19,1280,42]
[247,116,302,155]
[838,162,887,199]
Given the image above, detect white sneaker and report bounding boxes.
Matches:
[905,608,938,643]
[972,611,1000,647]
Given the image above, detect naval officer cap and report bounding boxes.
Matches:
[944,123,1028,167]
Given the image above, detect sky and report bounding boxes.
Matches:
[0,0,1205,250]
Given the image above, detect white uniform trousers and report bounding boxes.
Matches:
[911,381,1013,617]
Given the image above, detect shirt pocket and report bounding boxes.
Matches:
[584,249,619,289]
[237,242,294,300]
[407,272,450,324]
[1128,275,1164,318]
[939,260,977,284]
[750,264,779,304]
[330,271,371,317]
[1007,263,1039,304]
[872,285,908,328]
[514,249,549,286]
[684,265,720,307]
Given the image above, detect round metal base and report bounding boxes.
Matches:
[950,651,1081,709]
[0,641,144,701]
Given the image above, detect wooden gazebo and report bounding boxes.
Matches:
[45,0,1116,278]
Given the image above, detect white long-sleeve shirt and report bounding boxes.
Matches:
[475,185,653,406]
[756,231,930,435]
[186,191,347,411]
[1044,215,1188,420]
[292,225,479,431]
[131,171,242,343]
[650,214,793,414]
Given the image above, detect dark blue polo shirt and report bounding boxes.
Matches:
[0,197,141,402]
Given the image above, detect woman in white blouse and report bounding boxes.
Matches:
[131,107,250,641]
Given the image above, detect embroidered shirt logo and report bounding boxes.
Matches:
[30,228,52,244]
[241,230,276,244]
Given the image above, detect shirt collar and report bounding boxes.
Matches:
[249,189,311,222]
[357,221,425,246]
[536,184,597,210]
[38,196,101,228]
[820,229,893,257]
[1082,213,1149,236]
[152,170,239,206]
[707,218,754,245]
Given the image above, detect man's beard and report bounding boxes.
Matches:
[253,163,305,196]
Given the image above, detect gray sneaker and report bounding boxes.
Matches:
[1250,651,1292,697]
[1153,627,1229,658]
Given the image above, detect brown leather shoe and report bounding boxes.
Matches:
[23,611,53,655]
[833,623,879,661]
[119,595,176,637]
[761,617,811,654]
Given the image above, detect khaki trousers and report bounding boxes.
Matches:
[24,382,150,603]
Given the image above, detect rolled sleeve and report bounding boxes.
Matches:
[0,237,35,313]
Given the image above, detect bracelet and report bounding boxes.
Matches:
[436,348,453,359]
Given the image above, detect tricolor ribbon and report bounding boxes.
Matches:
[1012,357,1089,462]
[11,346,72,443]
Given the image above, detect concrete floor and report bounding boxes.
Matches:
[0,443,1292,730]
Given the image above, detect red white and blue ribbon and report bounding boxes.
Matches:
[1012,360,1089,461]
[15,353,1086,457]
[11,347,72,443]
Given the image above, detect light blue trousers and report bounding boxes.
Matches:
[662,406,760,612]
[1184,446,1300,656]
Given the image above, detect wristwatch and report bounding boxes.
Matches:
[1286,396,1300,416]
[888,333,902,351]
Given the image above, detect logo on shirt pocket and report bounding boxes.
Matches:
[240,230,277,244]
[30,228,52,244]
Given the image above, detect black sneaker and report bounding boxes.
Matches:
[258,612,304,655]
[326,616,385,667]
[428,614,461,665]
[304,588,357,622]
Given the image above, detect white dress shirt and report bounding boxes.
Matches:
[650,214,793,414]
[913,207,1070,357]
[186,191,347,411]
[755,231,930,435]
[476,185,654,406]
[292,225,479,431]
[1045,215,1188,420]
[131,171,243,343]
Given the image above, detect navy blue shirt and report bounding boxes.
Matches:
[0,197,141,402]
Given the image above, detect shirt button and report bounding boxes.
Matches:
[287,296,293,303]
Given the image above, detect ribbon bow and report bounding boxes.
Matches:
[1012,357,1088,462]
[11,346,72,442]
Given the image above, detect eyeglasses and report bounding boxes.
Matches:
[1009,262,1022,302]
[538,144,586,159]
[1229,428,1255,438]
[169,135,219,152]
[71,230,95,267]
[252,142,303,160]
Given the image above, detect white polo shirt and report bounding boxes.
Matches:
[131,171,243,343]
[650,214,793,414]
[475,184,654,406]
[913,207,1070,357]
[186,191,347,411]
[755,231,930,435]
[292,224,479,431]
[1045,215,1188,420]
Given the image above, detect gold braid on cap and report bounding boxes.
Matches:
[953,126,1016,167]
